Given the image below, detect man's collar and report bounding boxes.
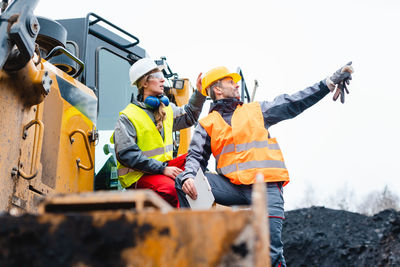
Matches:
[209,98,243,113]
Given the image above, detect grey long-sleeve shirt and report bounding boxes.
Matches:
[177,80,331,184]
[114,90,206,174]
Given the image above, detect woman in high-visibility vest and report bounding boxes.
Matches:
[112,58,206,207]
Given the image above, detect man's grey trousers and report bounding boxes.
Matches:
[176,172,286,267]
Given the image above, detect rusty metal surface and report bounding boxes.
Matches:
[0,57,49,212]
[4,58,50,106]
[38,190,173,214]
[0,208,256,267]
[1,183,272,266]
[0,58,96,213]
[32,188,269,266]
[0,69,29,211]
[252,174,271,266]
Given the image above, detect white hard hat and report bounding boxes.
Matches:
[129,58,164,86]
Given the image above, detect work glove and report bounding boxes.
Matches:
[326,61,354,104]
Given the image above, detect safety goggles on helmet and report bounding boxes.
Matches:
[148,72,164,80]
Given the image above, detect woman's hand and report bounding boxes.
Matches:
[196,72,203,94]
[163,166,183,178]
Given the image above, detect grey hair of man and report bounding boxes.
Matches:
[208,80,221,101]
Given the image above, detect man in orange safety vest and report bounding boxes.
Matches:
[175,62,354,267]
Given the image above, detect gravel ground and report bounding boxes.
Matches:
[282,207,400,267]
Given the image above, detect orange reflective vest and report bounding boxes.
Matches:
[199,101,289,185]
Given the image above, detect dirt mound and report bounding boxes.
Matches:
[282,207,400,266]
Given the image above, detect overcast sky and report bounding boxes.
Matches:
[35,0,400,210]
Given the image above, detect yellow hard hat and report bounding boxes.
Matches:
[201,66,241,96]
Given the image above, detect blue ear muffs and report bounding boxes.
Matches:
[144,95,170,109]
[144,96,160,109]
[159,95,170,106]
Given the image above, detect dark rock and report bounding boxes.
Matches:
[283,207,400,266]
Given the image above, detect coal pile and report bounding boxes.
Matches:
[282,207,400,267]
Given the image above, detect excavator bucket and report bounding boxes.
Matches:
[0,180,271,266]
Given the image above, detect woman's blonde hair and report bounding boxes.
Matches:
[137,72,166,131]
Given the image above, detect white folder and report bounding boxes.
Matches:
[186,168,215,210]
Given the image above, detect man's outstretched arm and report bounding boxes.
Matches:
[261,62,354,126]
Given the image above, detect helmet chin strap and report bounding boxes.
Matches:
[144,95,170,109]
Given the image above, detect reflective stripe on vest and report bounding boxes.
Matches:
[215,140,281,162]
[199,101,289,185]
[117,144,174,177]
[112,103,174,188]
[141,144,174,158]
[218,160,287,176]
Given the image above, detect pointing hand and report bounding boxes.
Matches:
[327,62,354,104]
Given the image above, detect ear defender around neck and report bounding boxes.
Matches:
[159,95,170,106]
[144,95,170,109]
